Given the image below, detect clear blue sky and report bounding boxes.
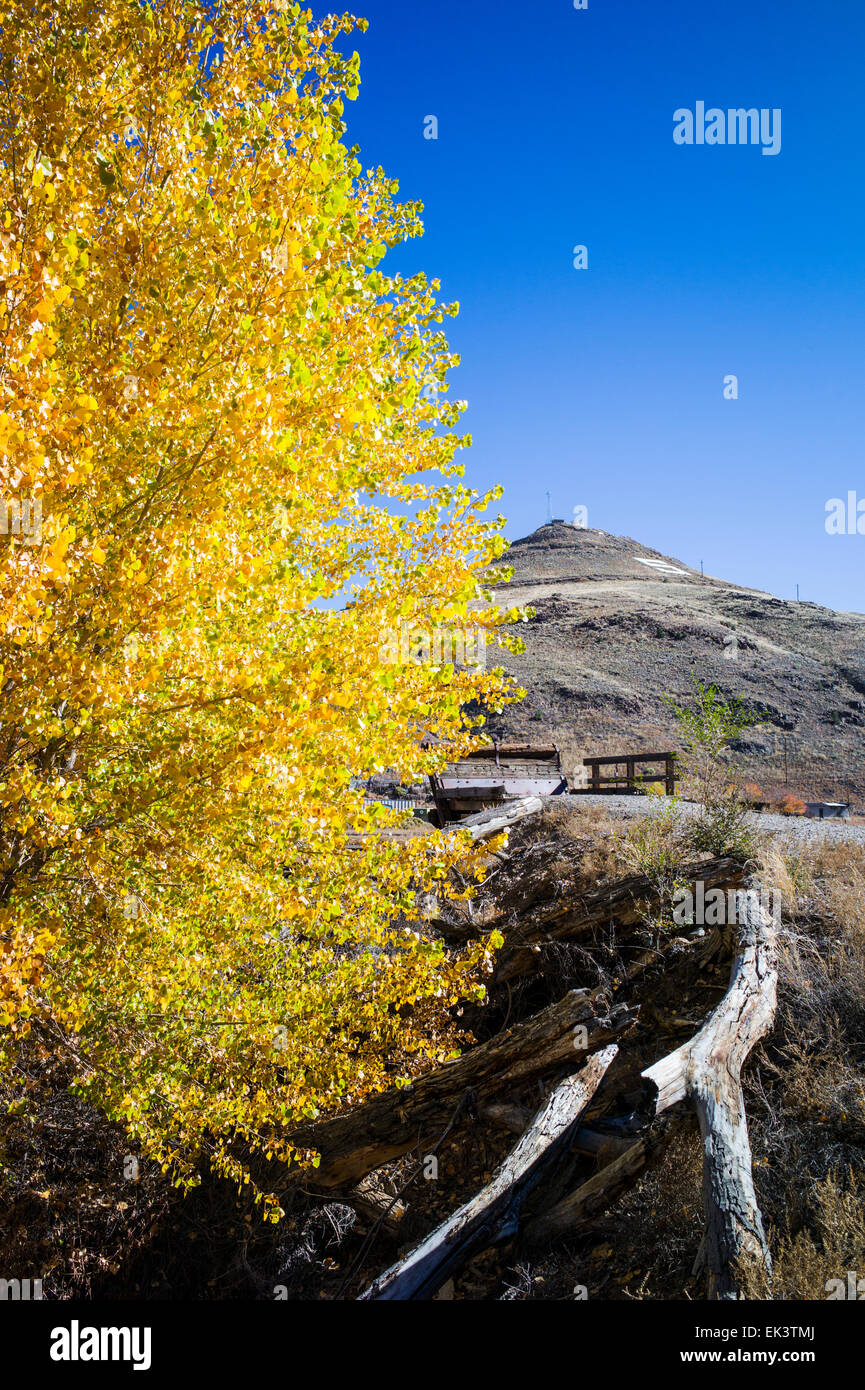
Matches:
[339,0,865,613]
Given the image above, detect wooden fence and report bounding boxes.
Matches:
[580,752,676,796]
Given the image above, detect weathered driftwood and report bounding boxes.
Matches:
[641,883,778,1299]
[359,1046,619,1300]
[456,796,543,841]
[494,856,745,984]
[283,987,636,1189]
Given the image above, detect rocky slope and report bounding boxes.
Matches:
[487,522,865,803]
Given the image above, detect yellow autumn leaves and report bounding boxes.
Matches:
[0,0,522,1208]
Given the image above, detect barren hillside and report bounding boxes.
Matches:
[488,523,865,803]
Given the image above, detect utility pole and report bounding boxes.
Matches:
[545,491,552,524]
[700,559,704,578]
[796,584,799,602]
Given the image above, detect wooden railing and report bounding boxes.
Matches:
[581,752,676,796]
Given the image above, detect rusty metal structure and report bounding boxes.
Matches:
[429,743,568,825]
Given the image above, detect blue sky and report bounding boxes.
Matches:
[339,0,865,612]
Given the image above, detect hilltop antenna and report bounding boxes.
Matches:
[545,491,552,524]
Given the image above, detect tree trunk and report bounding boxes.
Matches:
[641,882,777,1298]
[359,1046,619,1300]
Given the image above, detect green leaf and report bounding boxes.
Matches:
[95,153,116,188]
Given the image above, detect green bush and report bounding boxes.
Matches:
[665,679,763,861]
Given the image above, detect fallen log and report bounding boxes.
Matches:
[494,856,745,984]
[282,987,636,1189]
[569,1127,639,1161]
[359,1046,619,1300]
[456,796,543,841]
[641,881,778,1299]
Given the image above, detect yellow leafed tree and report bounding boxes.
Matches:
[0,0,521,1211]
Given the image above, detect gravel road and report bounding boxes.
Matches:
[569,793,865,847]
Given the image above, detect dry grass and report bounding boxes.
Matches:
[611,1128,705,1300]
[740,836,865,1297]
[740,1172,865,1300]
[565,828,865,1302]
[542,799,627,883]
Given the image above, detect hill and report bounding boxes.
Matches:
[487,522,865,802]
